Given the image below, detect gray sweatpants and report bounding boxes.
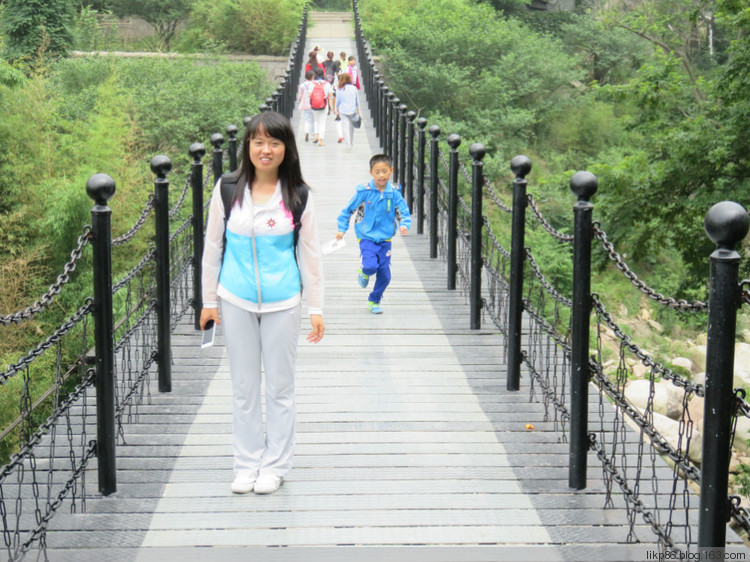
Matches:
[220,300,301,479]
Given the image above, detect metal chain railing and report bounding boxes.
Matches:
[0,227,92,326]
[112,196,154,246]
[168,174,192,219]
[527,194,574,242]
[593,223,708,311]
[592,293,703,396]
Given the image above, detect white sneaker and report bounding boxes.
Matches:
[253,473,283,494]
[230,473,256,494]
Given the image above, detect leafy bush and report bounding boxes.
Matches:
[1,0,75,63]
[51,56,272,157]
[361,0,582,157]
[188,0,306,55]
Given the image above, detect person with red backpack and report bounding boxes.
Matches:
[310,67,332,147]
[297,70,315,142]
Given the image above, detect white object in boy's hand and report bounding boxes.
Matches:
[321,238,346,255]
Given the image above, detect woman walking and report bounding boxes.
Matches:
[335,72,360,152]
[311,67,332,146]
[297,70,315,142]
[200,111,325,495]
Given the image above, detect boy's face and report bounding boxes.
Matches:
[370,162,393,190]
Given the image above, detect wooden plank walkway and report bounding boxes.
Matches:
[37,26,747,562]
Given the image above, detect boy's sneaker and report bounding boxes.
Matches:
[357,270,369,288]
[368,301,383,314]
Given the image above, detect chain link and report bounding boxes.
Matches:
[592,294,703,396]
[589,433,681,549]
[740,279,750,308]
[2,299,94,383]
[168,174,192,219]
[593,223,708,311]
[112,196,154,247]
[524,248,572,307]
[113,248,155,295]
[527,194,574,242]
[0,227,92,326]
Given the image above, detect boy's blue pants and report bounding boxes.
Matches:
[359,239,392,304]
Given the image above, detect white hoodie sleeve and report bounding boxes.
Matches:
[201,179,226,309]
[297,190,324,316]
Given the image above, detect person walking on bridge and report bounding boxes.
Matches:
[200,111,325,495]
[334,72,360,152]
[297,70,315,142]
[335,154,411,314]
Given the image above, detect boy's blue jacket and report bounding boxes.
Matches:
[337,180,412,242]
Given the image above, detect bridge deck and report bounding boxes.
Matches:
[37,31,744,562]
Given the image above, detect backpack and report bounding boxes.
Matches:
[310,82,327,110]
[219,172,309,260]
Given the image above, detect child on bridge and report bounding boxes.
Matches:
[335,154,411,314]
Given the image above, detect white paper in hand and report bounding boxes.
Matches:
[321,238,346,255]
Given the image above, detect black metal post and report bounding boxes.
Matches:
[405,110,416,208]
[428,125,440,259]
[259,103,269,113]
[152,155,173,393]
[507,155,532,392]
[211,133,224,186]
[190,142,206,331]
[416,117,427,235]
[378,80,386,144]
[87,173,117,496]
[699,201,750,553]
[226,125,238,172]
[469,143,486,330]
[372,72,380,136]
[398,103,407,188]
[568,170,598,490]
[392,98,401,182]
[384,91,393,157]
[447,133,461,290]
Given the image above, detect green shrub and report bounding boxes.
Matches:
[189,0,306,55]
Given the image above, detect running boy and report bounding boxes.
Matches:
[336,154,411,314]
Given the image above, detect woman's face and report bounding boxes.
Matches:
[249,126,286,173]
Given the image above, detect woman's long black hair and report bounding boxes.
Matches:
[231,111,308,213]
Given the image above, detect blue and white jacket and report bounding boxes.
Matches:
[201,179,324,316]
[337,180,411,243]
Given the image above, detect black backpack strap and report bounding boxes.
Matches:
[292,184,310,251]
[219,173,239,261]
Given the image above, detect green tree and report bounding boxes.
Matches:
[189,0,306,55]
[1,0,75,62]
[591,0,750,292]
[111,0,191,51]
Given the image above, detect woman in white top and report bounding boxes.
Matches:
[297,70,315,142]
[335,72,360,152]
[200,111,325,495]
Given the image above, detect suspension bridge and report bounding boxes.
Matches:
[2,5,750,561]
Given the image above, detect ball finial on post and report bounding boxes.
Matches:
[86,173,116,206]
[189,143,206,162]
[469,143,486,162]
[704,201,749,249]
[570,171,598,202]
[510,155,532,179]
[150,155,172,179]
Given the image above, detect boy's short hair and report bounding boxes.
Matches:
[369,154,392,170]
